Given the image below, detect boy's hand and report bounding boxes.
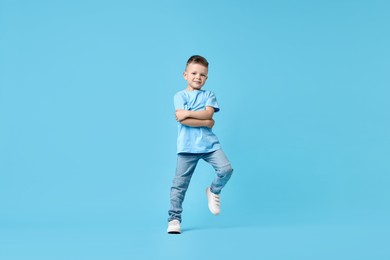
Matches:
[206,119,215,129]
[175,109,190,121]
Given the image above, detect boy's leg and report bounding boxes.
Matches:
[203,149,233,195]
[168,153,200,222]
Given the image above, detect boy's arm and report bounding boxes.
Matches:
[179,118,215,128]
[176,106,215,121]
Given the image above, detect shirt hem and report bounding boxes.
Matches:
[177,147,221,154]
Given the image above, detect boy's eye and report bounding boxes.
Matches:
[190,72,207,78]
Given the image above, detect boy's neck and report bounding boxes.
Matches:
[186,86,202,91]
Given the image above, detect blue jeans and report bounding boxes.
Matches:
[168,149,233,222]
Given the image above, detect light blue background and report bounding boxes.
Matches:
[1,0,389,259]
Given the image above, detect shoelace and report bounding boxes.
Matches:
[211,193,220,206]
[170,220,180,225]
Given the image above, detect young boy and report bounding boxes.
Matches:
[167,55,233,234]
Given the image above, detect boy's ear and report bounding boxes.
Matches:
[183,71,187,80]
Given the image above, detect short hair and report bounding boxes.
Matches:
[186,55,209,68]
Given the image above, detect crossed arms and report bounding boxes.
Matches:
[175,106,215,128]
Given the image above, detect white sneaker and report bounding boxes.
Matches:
[167,219,181,234]
[206,187,220,215]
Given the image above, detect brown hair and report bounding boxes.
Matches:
[186,55,209,68]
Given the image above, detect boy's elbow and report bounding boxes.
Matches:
[205,107,215,119]
[208,111,215,119]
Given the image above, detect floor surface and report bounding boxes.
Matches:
[1,220,389,260]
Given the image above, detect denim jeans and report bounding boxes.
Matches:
[168,149,233,222]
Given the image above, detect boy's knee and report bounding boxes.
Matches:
[217,164,233,176]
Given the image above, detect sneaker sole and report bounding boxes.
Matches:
[167,225,181,234]
[167,230,181,234]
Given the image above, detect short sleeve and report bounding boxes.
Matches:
[174,92,186,110]
[205,92,220,112]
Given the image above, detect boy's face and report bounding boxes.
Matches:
[183,63,208,91]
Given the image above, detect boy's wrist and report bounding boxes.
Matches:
[185,110,191,119]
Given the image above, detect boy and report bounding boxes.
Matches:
[167,55,233,234]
